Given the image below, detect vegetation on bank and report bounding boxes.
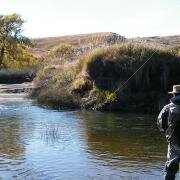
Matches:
[49,43,75,60]
[32,43,180,112]
[0,14,38,82]
[1,14,179,112]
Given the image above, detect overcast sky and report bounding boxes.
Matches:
[0,0,180,38]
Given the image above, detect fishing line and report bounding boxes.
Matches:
[114,49,157,93]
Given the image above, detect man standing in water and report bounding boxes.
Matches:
[158,85,180,180]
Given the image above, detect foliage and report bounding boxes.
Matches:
[89,88,117,103]
[4,45,37,70]
[33,43,180,112]
[35,64,77,88]
[0,14,34,69]
[48,65,77,88]
[49,43,75,62]
[168,45,180,57]
[79,44,180,92]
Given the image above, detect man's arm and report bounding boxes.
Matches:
[157,105,169,132]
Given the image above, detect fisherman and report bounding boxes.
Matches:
[157,85,180,180]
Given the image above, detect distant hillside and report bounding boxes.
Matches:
[31,32,180,59]
[34,32,126,50]
[130,35,180,48]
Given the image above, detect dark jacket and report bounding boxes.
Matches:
[157,95,180,160]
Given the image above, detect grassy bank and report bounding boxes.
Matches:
[32,43,180,112]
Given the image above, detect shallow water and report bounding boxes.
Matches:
[0,89,167,179]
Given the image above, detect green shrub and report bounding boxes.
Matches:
[49,43,75,62]
[85,88,117,104]
[3,45,38,70]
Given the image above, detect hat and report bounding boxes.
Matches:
[168,85,180,94]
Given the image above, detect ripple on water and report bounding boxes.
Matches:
[0,93,29,103]
[0,91,166,179]
[0,155,39,179]
[0,104,8,110]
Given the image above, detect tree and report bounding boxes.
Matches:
[0,14,32,68]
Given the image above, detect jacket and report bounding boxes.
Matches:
[157,95,180,160]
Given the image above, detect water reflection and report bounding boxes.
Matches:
[0,116,25,158]
[0,99,37,179]
[76,111,167,169]
[0,92,167,179]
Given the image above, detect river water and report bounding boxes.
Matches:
[0,85,167,180]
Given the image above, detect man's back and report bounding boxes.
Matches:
[165,98,180,159]
[158,95,180,160]
[157,85,180,180]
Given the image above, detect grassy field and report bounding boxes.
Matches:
[34,32,126,49]
[30,32,180,62]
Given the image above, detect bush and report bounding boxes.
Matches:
[3,45,38,70]
[33,43,180,112]
[49,43,75,62]
[79,44,180,92]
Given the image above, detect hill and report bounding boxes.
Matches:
[31,33,180,59]
[131,35,180,48]
[33,32,180,50]
[34,32,126,50]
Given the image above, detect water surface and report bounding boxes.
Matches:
[0,88,167,179]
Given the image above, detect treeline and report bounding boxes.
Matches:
[0,14,38,82]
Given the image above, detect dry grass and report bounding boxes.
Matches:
[79,44,179,91]
[32,41,180,112]
[34,32,125,50]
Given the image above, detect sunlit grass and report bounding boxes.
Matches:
[32,43,180,111]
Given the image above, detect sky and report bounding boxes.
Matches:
[0,0,180,38]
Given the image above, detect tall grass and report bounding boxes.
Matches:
[78,44,180,92]
[33,43,180,112]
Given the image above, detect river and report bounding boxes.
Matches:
[0,84,167,179]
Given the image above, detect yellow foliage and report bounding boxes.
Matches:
[4,46,38,70]
[49,43,75,61]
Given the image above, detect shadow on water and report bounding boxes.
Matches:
[0,100,36,179]
[0,115,26,158]
[75,111,167,169]
[0,103,34,159]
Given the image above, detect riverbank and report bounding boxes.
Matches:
[31,43,180,113]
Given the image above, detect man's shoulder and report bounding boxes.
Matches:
[163,103,172,110]
[167,102,180,109]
